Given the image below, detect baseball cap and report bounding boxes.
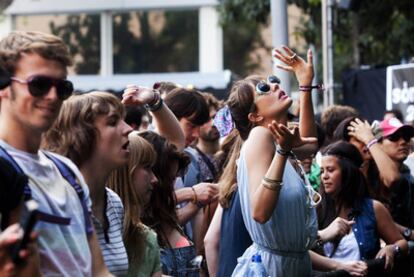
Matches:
[379,118,414,138]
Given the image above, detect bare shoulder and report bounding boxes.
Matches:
[244,126,275,159]
[372,199,389,217]
[245,126,273,146]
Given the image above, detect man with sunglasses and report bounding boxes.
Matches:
[0,31,111,276]
[378,118,414,244]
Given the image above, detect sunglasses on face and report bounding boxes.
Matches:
[255,75,281,96]
[386,132,412,142]
[11,75,73,100]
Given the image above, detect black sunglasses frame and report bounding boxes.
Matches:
[11,75,73,100]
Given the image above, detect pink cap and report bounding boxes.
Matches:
[379,118,414,138]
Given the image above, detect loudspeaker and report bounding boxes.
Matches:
[0,66,11,89]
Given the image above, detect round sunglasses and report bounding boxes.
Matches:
[255,75,281,95]
[11,75,74,100]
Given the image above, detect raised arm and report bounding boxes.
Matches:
[274,46,317,139]
[247,124,316,223]
[122,85,185,151]
[349,118,400,187]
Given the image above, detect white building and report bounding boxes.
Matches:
[1,0,231,92]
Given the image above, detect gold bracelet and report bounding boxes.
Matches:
[262,177,283,191]
[191,187,198,204]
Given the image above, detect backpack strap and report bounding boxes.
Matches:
[43,152,94,235]
[0,146,71,225]
[0,146,31,200]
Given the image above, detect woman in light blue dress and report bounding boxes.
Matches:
[216,47,367,276]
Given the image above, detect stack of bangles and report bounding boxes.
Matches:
[299,84,324,92]
[262,177,283,191]
[145,91,163,112]
[276,145,293,157]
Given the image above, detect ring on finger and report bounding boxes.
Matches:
[288,53,297,62]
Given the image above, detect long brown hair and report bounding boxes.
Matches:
[107,132,157,264]
[139,131,190,247]
[218,76,261,208]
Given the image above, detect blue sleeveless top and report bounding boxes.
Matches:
[232,144,318,276]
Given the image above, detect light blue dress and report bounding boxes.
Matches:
[232,144,318,277]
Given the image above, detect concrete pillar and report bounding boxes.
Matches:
[199,6,223,73]
[0,14,12,39]
[100,11,113,76]
[271,0,290,94]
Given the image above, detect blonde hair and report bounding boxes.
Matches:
[0,31,72,74]
[107,131,157,264]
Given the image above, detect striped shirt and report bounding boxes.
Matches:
[92,188,129,276]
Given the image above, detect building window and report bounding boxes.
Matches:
[15,14,101,75]
[112,10,199,74]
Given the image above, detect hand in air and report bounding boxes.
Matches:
[348,118,375,145]
[273,45,314,85]
[268,120,317,151]
[122,85,158,106]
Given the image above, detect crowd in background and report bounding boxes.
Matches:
[1,30,414,277]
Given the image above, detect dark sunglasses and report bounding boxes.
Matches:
[255,75,281,96]
[386,132,412,142]
[11,75,73,100]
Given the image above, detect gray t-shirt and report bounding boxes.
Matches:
[0,140,93,277]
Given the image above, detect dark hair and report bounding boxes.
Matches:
[332,116,365,142]
[139,131,190,247]
[218,76,264,208]
[164,88,209,126]
[321,105,359,146]
[318,141,367,229]
[124,106,146,129]
[227,76,261,140]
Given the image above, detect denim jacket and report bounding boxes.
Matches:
[349,198,380,260]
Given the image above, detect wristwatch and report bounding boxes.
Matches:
[393,245,402,257]
[403,228,412,240]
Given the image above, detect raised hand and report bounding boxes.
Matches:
[268,120,317,151]
[273,46,314,85]
[348,118,375,145]
[122,84,158,106]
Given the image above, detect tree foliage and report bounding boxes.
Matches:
[219,0,414,81]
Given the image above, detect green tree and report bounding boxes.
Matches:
[219,0,414,82]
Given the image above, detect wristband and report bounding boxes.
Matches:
[366,138,378,149]
[145,92,163,112]
[276,145,293,157]
[299,84,324,92]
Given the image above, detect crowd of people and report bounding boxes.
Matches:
[0,30,414,277]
